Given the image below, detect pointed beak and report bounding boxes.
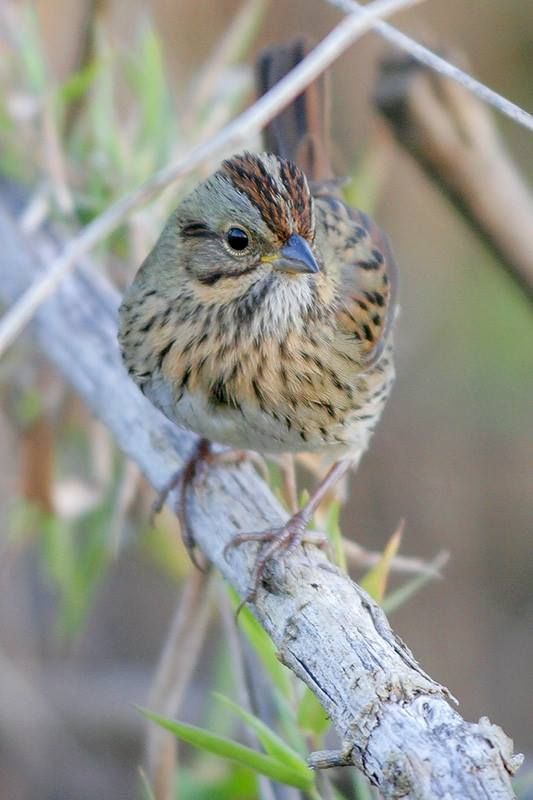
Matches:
[271,234,319,275]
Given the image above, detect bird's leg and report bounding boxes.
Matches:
[152,440,270,569]
[225,458,353,609]
[212,448,270,484]
[151,438,212,569]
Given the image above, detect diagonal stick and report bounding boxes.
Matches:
[0,0,424,358]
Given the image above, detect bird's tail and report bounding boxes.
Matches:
[256,39,333,183]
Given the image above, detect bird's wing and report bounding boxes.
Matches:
[316,194,399,369]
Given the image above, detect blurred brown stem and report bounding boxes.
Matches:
[374,53,533,303]
[146,569,213,800]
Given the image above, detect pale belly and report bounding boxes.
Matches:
[143,372,386,461]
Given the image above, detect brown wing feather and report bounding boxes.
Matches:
[327,200,398,368]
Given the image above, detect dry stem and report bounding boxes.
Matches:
[326,0,533,133]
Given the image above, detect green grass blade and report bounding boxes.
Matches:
[139,709,313,790]
[297,688,330,736]
[382,569,439,614]
[58,59,102,106]
[178,765,257,800]
[360,524,402,603]
[227,587,293,698]
[16,7,47,93]
[132,28,170,153]
[213,693,308,773]
[325,500,346,572]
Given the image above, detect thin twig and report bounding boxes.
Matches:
[180,0,267,132]
[326,0,533,133]
[343,538,448,577]
[0,0,423,358]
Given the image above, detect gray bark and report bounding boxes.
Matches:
[0,191,522,799]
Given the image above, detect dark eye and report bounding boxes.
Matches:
[226,227,249,251]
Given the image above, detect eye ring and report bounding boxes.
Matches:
[225,226,250,253]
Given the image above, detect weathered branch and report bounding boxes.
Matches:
[374,53,533,303]
[0,191,522,798]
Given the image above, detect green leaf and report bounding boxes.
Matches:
[297,688,330,736]
[325,500,346,572]
[343,141,387,215]
[58,59,102,106]
[178,765,257,800]
[13,387,42,427]
[16,7,47,93]
[273,690,310,761]
[227,587,293,698]
[88,28,121,166]
[213,693,307,773]
[360,522,403,603]
[139,709,313,790]
[136,29,168,147]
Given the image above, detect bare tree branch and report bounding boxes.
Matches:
[374,53,533,302]
[0,0,423,358]
[0,189,522,799]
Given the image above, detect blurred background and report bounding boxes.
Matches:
[0,0,531,798]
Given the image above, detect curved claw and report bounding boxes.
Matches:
[155,440,266,573]
[224,511,328,616]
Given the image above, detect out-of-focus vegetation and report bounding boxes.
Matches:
[0,0,531,798]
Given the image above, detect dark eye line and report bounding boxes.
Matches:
[181,222,216,239]
[197,263,259,287]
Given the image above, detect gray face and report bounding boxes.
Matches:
[175,172,276,286]
[173,152,318,291]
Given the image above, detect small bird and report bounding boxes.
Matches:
[119,40,397,602]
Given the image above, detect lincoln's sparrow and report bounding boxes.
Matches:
[119,40,398,601]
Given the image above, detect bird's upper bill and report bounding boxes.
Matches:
[262,233,320,274]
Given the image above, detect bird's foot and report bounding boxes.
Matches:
[224,509,328,614]
[151,438,211,569]
[151,440,269,570]
[224,459,353,614]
